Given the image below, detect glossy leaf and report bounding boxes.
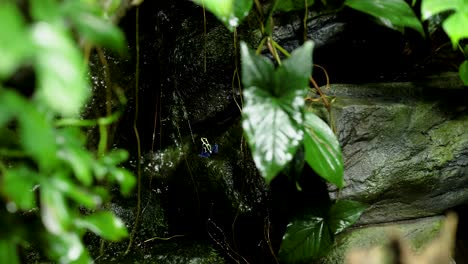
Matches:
[75,211,128,241]
[279,216,333,263]
[0,239,19,264]
[421,0,460,20]
[328,200,367,234]
[459,60,468,86]
[0,3,32,80]
[345,0,424,36]
[303,112,344,188]
[32,23,90,116]
[40,183,72,234]
[3,166,38,210]
[110,168,136,195]
[276,0,315,12]
[442,12,468,47]
[241,42,313,183]
[46,232,90,264]
[192,0,253,31]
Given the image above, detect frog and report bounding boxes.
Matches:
[199,137,218,158]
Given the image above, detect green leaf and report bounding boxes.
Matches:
[240,42,313,183]
[40,183,72,234]
[0,3,33,80]
[276,0,315,12]
[303,112,344,187]
[328,200,367,234]
[46,232,90,264]
[51,177,100,209]
[75,211,128,241]
[279,216,333,263]
[192,0,254,31]
[0,239,20,264]
[421,0,460,20]
[459,60,468,86]
[442,11,468,47]
[69,12,125,52]
[32,23,90,116]
[102,149,129,166]
[17,99,58,171]
[30,0,61,24]
[110,168,136,195]
[3,166,38,210]
[345,0,424,36]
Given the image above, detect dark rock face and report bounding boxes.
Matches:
[324,75,468,224]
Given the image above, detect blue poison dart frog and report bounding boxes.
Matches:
[199,137,218,158]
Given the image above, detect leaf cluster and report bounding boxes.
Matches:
[0,1,133,263]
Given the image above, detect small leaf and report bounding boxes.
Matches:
[32,23,90,116]
[303,112,344,187]
[110,168,136,195]
[345,0,424,36]
[421,0,460,20]
[442,11,468,47]
[192,0,254,31]
[0,239,20,264]
[0,3,33,80]
[279,216,333,263]
[328,200,367,235]
[51,177,100,209]
[46,232,90,264]
[459,60,468,86]
[3,166,38,210]
[276,0,315,12]
[75,211,128,241]
[40,183,72,234]
[102,149,129,166]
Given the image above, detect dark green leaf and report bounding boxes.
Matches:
[303,112,344,187]
[110,168,136,195]
[40,183,72,234]
[75,211,128,241]
[328,200,367,235]
[459,60,468,86]
[0,3,33,80]
[345,0,424,36]
[276,0,315,12]
[0,90,20,127]
[241,42,314,183]
[279,216,333,263]
[442,12,468,47]
[421,0,459,20]
[192,0,253,31]
[46,232,90,263]
[0,239,20,264]
[3,166,38,210]
[240,43,275,89]
[32,23,90,116]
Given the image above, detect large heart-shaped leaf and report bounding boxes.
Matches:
[279,216,333,263]
[303,112,344,187]
[241,41,313,183]
[192,0,253,31]
[328,200,367,235]
[421,0,460,20]
[345,0,424,36]
[276,0,315,12]
[442,11,468,47]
